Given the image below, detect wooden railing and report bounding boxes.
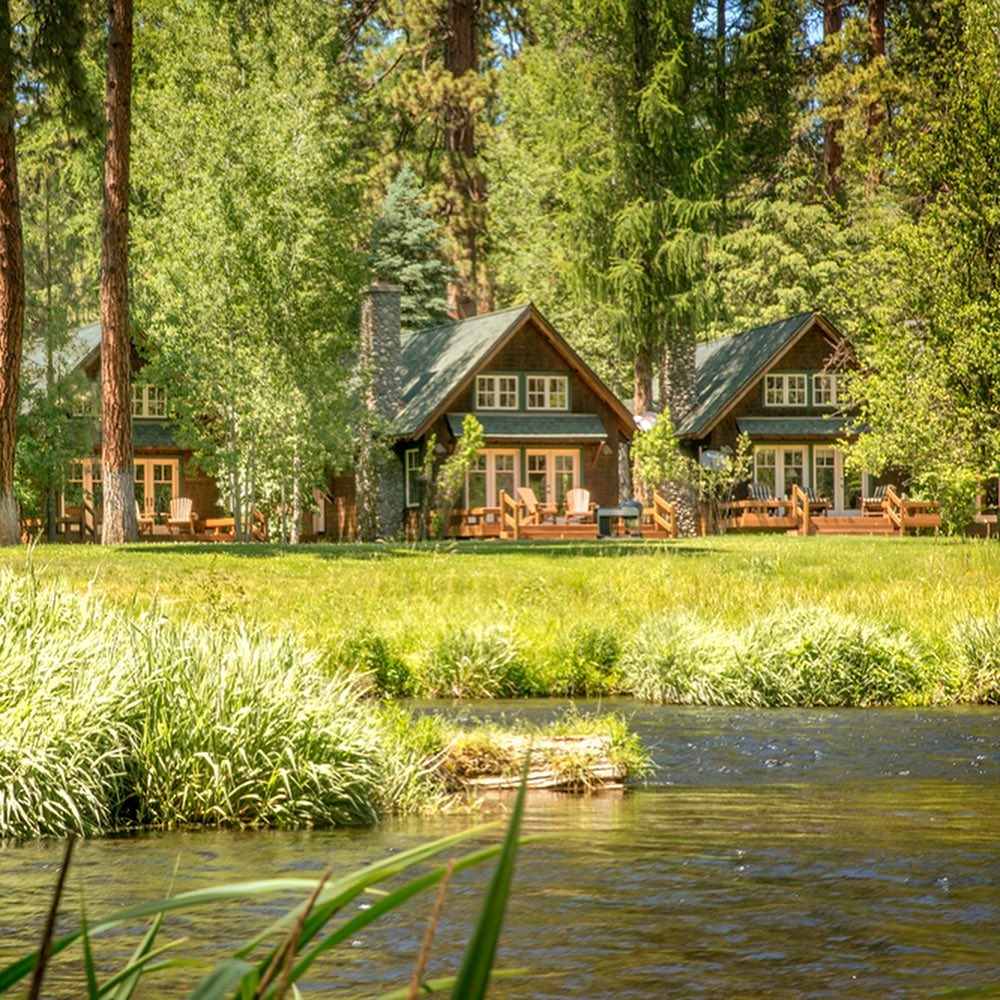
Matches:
[499,490,520,540]
[885,486,941,533]
[650,492,678,538]
[790,483,811,535]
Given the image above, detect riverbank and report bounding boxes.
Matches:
[2,537,998,704]
[0,572,647,840]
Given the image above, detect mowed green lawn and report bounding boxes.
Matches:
[3,535,997,658]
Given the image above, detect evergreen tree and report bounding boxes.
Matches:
[368,165,451,333]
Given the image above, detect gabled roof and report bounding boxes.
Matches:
[445,412,608,440]
[397,303,634,440]
[21,321,101,393]
[397,305,531,437]
[676,312,828,439]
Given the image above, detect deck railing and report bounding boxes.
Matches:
[885,485,941,533]
[790,483,811,535]
[499,489,520,540]
[650,492,678,538]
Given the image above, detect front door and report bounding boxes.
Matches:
[526,449,579,506]
[134,459,178,518]
[465,450,519,511]
[753,447,805,499]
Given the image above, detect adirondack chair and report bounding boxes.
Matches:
[564,487,596,523]
[167,496,198,535]
[803,486,830,516]
[135,501,156,535]
[516,486,558,524]
[861,483,892,516]
[744,482,783,514]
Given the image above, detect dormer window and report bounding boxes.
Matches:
[813,373,841,407]
[764,373,807,407]
[475,375,518,410]
[133,384,167,418]
[526,375,568,410]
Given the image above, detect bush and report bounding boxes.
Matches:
[952,616,1000,703]
[418,625,532,698]
[340,632,413,697]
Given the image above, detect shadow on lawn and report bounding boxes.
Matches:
[117,539,716,560]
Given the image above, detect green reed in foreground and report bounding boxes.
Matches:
[1,772,533,999]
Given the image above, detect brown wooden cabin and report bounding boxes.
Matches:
[326,301,637,540]
[675,312,938,534]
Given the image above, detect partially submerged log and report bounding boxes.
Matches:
[440,735,627,793]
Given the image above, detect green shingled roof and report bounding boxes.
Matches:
[397,305,532,437]
[94,421,179,448]
[446,412,608,440]
[676,312,815,439]
[736,416,852,438]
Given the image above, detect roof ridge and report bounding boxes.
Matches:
[401,302,531,341]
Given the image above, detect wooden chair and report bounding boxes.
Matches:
[167,496,198,535]
[564,488,596,523]
[803,486,830,516]
[861,483,892,516]
[516,486,558,524]
[135,501,156,536]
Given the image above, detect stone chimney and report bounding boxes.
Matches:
[357,281,405,541]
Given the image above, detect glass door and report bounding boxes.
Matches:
[464,451,519,512]
[135,459,178,518]
[525,450,579,506]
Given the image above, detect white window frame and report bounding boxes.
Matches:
[475,375,518,410]
[132,383,168,418]
[813,372,840,407]
[463,449,519,511]
[404,448,421,508]
[526,375,569,411]
[753,445,806,499]
[134,458,179,516]
[763,373,808,408]
[525,448,579,505]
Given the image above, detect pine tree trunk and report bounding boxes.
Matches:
[0,0,24,547]
[661,326,699,537]
[444,0,484,319]
[633,344,654,415]
[290,472,301,545]
[823,0,844,202]
[100,0,137,544]
[865,0,886,194]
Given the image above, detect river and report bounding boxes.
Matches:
[2,702,998,998]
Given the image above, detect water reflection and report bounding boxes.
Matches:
[1,704,998,997]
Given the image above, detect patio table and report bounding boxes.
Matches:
[597,505,642,538]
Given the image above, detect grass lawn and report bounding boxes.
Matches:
[4,535,997,659]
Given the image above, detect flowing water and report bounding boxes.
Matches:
[1,703,998,998]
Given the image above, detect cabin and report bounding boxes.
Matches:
[337,285,638,540]
[674,312,939,534]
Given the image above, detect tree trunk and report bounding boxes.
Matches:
[632,344,654,416]
[660,325,699,536]
[0,0,25,546]
[100,0,137,543]
[823,0,844,202]
[865,0,886,194]
[444,0,485,319]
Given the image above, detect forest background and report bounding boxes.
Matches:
[5,0,1000,536]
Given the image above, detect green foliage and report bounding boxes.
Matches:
[420,625,530,699]
[552,624,622,697]
[622,607,931,708]
[952,616,1000,704]
[341,631,414,698]
[632,416,690,495]
[433,415,485,538]
[368,164,452,333]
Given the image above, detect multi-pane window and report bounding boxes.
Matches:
[72,385,100,417]
[64,459,102,517]
[475,375,518,410]
[404,448,422,508]
[526,375,569,410]
[764,373,807,407]
[526,450,577,505]
[753,448,777,494]
[134,459,177,517]
[463,451,518,511]
[132,384,168,418]
[814,448,837,499]
[782,449,805,494]
[813,373,841,407]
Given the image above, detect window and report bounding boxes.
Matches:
[475,375,518,410]
[753,448,776,494]
[132,384,168,418]
[463,451,518,511]
[134,459,178,517]
[404,448,422,508]
[64,459,102,518]
[526,450,578,506]
[814,448,836,499]
[72,384,100,417]
[526,375,569,411]
[764,373,807,407]
[813,373,841,407]
[754,446,804,499]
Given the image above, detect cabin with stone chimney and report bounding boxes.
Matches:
[336,284,638,540]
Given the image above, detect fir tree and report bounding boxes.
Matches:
[368,165,451,334]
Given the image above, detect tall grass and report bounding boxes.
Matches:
[621,608,932,707]
[0,572,431,839]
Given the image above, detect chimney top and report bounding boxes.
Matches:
[368,279,404,294]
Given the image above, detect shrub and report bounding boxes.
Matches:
[952,616,1000,703]
[418,625,531,698]
[340,632,413,697]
